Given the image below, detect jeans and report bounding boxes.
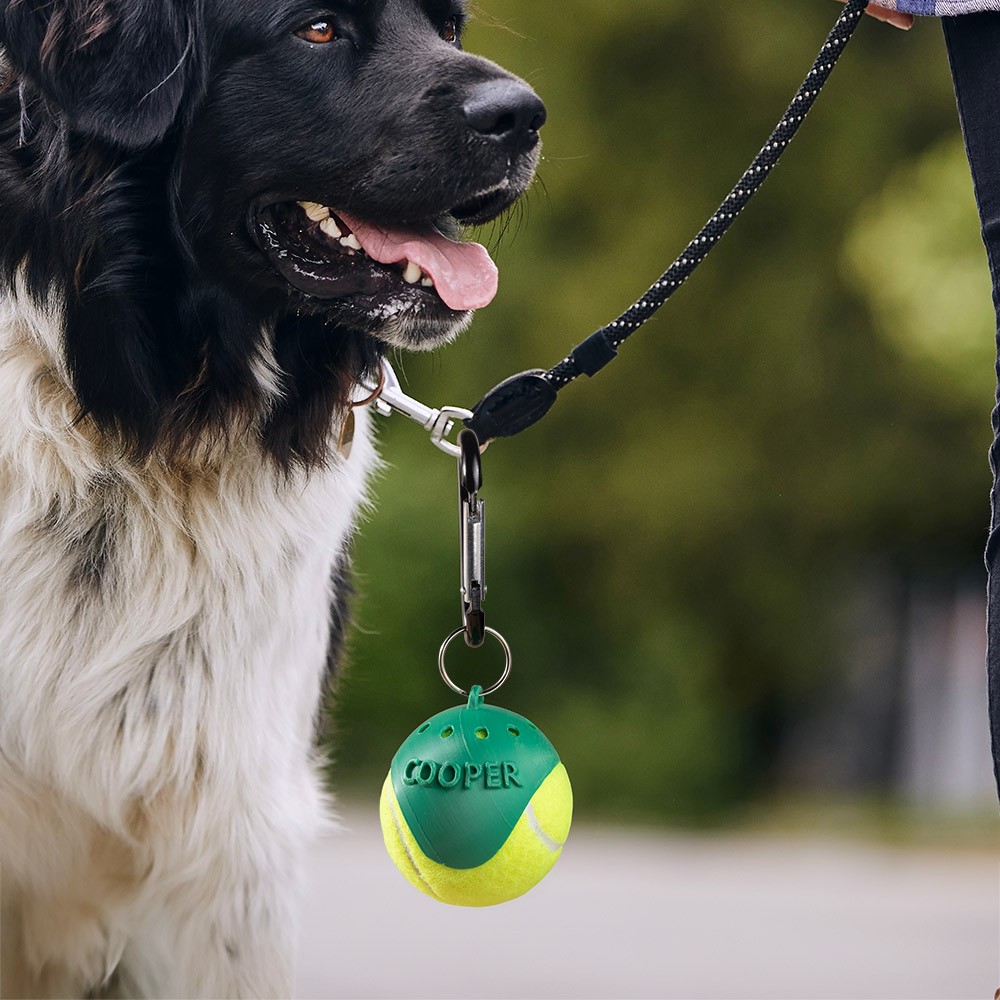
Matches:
[944,14,1000,797]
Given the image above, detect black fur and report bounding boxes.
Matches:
[316,549,355,741]
[0,0,544,468]
[2,0,196,149]
[323,552,355,688]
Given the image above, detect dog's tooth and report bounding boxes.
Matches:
[319,217,342,239]
[402,260,423,285]
[420,276,434,287]
[298,201,330,222]
[340,233,362,251]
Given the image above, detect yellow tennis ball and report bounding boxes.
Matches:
[380,761,572,907]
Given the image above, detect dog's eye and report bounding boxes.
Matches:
[296,19,337,44]
[440,18,458,44]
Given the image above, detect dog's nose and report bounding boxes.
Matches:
[463,79,546,151]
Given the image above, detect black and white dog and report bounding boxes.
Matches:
[0,0,543,995]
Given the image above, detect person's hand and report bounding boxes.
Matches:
[838,1,914,30]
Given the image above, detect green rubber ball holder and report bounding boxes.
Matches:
[389,685,562,869]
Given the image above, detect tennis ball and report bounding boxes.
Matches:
[379,686,572,906]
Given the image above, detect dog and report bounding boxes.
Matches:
[0,0,544,995]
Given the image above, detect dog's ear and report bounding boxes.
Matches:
[0,0,194,149]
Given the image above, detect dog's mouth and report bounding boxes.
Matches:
[252,200,499,317]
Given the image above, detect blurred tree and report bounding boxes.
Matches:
[329,3,990,822]
[844,136,994,406]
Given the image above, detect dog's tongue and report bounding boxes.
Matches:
[338,212,498,311]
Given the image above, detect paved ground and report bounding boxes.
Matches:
[297,804,997,1000]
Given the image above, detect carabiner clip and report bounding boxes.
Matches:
[458,428,486,647]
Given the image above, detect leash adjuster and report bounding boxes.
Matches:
[466,369,558,444]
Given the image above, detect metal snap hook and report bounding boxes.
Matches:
[458,429,486,647]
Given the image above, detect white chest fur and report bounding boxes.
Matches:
[0,292,377,831]
[0,290,384,996]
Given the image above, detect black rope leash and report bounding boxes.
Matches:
[465,0,870,445]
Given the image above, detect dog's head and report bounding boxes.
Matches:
[0,0,544,464]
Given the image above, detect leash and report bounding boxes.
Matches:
[369,0,871,454]
[373,3,874,896]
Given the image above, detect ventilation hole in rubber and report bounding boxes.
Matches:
[475,727,489,740]
[440,726,454,738]
[507,726,520,737]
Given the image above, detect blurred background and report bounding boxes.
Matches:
[315,3,999,996]
[334,0,999,832]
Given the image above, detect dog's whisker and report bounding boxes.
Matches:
[139,26,195,106]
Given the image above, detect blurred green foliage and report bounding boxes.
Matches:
[330,3,993,822]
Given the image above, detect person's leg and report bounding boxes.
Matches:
[943,14,1000,799]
